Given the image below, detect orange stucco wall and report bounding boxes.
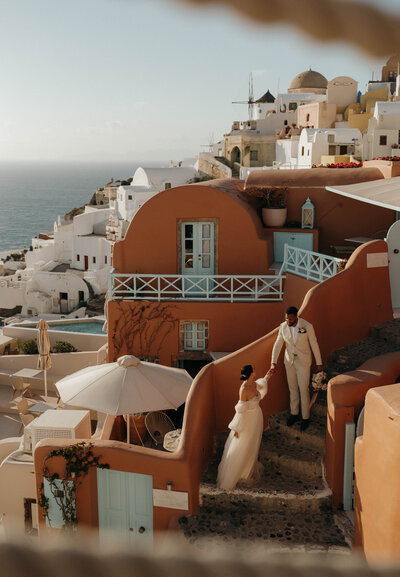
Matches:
[113,184,269,275]
[284,187,394,255]
[325,351,400,509]
[354,383,400,562]
[245,166,396,255]
[35,241,392,539]
[321,241,393,508]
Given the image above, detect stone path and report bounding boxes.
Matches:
[179,403,352,551]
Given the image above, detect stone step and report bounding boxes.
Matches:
[370,318,400,345]
[326,333,400,379]
[267,413,326,452]
[179,507,350,550]
[260,439,323,478]
[200,481,332,513]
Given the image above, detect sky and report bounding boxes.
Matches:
[1,0,400,163]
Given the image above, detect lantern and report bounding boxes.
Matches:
[301,197,314,229]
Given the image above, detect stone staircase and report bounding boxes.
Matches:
[179,402,352,551]
[179,318,400,550]
[325,318,400,379]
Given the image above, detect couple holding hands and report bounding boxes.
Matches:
[217,306,323,491]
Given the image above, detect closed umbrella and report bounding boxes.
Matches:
[55,355,192,443]
[102,292,108,333]
[37,319,52,401]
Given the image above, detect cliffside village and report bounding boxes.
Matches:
[0,55,400,561]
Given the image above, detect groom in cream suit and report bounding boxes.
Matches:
[269,306,322,431]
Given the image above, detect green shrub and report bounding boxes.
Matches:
[17,339,39,355]
[51,341,77,353]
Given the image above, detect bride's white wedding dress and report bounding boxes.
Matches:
[217,378,268,491]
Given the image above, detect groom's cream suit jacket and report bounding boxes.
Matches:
[271,318,322,367]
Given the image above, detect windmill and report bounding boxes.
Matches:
[200,132,216,153]
[232,73,255,120]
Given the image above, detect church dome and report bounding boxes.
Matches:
[289,69,328,92]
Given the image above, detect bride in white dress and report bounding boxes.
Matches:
[217,364,268,491]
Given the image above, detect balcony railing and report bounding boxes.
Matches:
[109,245,341,302]
[109,272,284,302]
[282,244,341,282]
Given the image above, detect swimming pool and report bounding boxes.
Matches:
[47,321,106,335]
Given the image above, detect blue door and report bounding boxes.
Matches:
[97,469,153,545]
[181,222,214,295]
[274,232,313,262]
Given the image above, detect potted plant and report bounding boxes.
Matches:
[260,187,288,227]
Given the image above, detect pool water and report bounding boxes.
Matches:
[47,321,105,335]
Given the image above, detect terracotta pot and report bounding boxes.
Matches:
[262,207,287,227]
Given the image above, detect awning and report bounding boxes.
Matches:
[326,177,400,212]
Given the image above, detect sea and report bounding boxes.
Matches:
[0,160,164,254]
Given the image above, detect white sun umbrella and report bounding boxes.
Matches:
[55,355,192,443]
[37,319,52,401]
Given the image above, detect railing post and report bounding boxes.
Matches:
[108,269,114,300]
[158,276,161,301]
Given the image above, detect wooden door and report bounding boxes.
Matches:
[97,469,153,545]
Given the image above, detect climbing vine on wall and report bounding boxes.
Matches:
[38,442,109,533]
[110,301,179,360]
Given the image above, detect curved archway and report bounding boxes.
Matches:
[230,147,241,164]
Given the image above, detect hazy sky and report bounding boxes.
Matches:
[1,0,400,163]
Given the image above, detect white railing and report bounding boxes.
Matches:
[109,271,284,302]
[282,244,341,282]
[109,245,341,302]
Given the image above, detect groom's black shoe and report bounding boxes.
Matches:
[300,419,310,431]
[286,413,299,426]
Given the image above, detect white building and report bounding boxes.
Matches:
[112,166,199,222]
[1,164,199,316]
[362,101,400,159]
[297,128,362,168]
[0,268,89,317]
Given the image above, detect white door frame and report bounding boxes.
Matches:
[387,219,400,308]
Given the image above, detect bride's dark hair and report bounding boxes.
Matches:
[240,364,253,381]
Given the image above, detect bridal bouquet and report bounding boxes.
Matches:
[311,371,328,391]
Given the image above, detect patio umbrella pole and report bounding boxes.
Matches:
[44,369,48,402]
[128,415,144,446]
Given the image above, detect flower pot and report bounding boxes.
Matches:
[262,207,287,227]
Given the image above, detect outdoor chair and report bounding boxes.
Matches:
[17,398,29,414]
[10,375,33,400]
[17,398,40,418]
[144,411,176,447]
[19,413,35,434]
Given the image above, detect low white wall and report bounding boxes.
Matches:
[0,439,21,465]
[2,325,106,352]
[0,285,26,309]
[0,351,100,391]
[0,452,36,536]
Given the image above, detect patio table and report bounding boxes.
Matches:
[12,368,43,379]
[28,401,58,414]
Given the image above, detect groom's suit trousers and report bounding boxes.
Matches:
[284,359,311,419]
